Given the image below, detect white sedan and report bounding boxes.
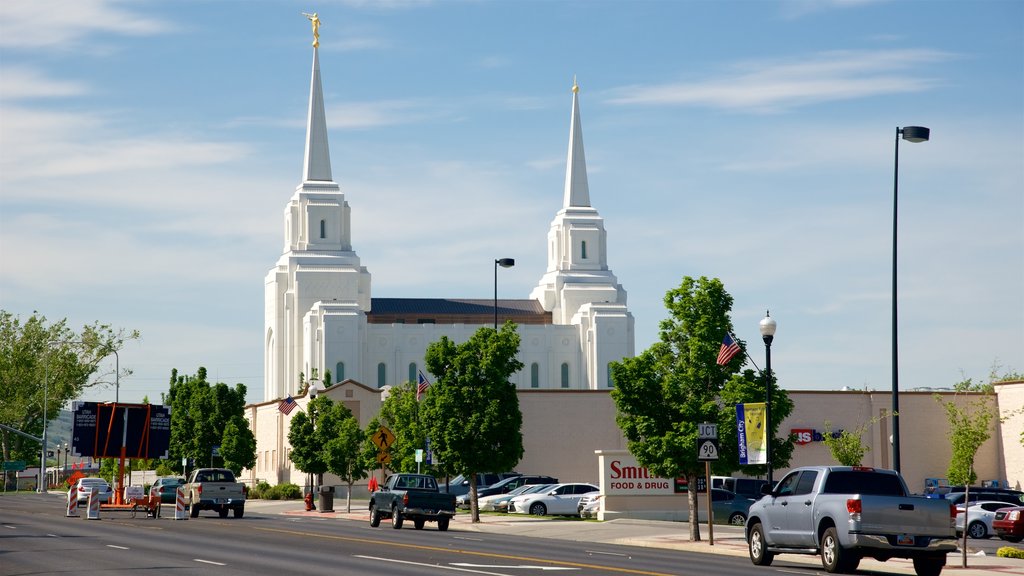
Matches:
[508,483,598,516]
[956,500,1016,539]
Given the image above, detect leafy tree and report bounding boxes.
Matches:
[221,415,257,475]
[0,311,138,487]
[719,369,794,478]
[610,277,792,541]
[936,378,998,486]
[319,401,367,512]
[420,323,524,522]
[166,367,254,473]
[821,420,871,466]
[361,416,389,483]
[377,381,436,476]
[287,396,328,489]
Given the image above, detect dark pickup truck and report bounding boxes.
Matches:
[369,474,456,531]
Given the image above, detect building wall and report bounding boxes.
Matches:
[245,385,1022,495]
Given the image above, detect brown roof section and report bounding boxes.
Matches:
[368,298,552,325]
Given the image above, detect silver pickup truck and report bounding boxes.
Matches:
[746,466,956,576]
[185,468,246,518]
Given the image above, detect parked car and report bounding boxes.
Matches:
[456,475,558,509]
[955,500,1014,539]
[944,487,1023,507]
[712,476,771,501]
[578,493,602,518]
[992,506,1024,542]
[710,488,756,526]
[484,483,555,512]
[509,483,598,516]
[438,472,520,498]
[149,477,186,504]
[72,477,112,504]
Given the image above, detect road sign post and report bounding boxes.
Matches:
[698,423,718,546]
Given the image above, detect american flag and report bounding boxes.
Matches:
[278,396,298,415]
[417,371,431,401]
[716,333,741,366]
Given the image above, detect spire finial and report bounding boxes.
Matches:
[302,12,321,48]
[572,75,579,94]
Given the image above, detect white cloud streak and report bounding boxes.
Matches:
[0,0,172,50]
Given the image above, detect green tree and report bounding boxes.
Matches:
[287,396,328,489]
[361,416,389,482]
[0,311,138,487]
[320,401,367,512]
[377,381,436,476]
[166,367,254,473]
[420,323,524,522]
[221,415,257,475]
[936,378,998,486]
[610,277,792,541]
[821,420,871,466]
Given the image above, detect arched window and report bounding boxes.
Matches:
[335,362,345,382]
[560,363,569,388]
[530,363,539,388]
[607,364,615,388]
[377,363,386,388]
[409,363,417,384]
[581,240,587,260]
[319,219,326,239]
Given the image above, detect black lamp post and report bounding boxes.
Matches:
[759,311,777,486]
[494,258,515,329]
[891,125,930,474]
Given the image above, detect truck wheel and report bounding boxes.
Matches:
[967,520,988,539]
[748,522,774,566]
[391,505,404,529]
[189,501,200,518]
[820,526,859,573]
[233,506,244,518]
[219,508,229,518]
[437,517,450,531]
[414,519,425,530]
[912,555,945,576]
[369,503,381,527]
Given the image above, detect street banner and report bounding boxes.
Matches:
[736,402,767,465]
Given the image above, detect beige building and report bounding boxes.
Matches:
[243,380,1024,499]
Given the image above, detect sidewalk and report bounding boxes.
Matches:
[248,498,1024,575]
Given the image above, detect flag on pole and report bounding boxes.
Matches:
[716,333,741,365]
[417,371,431,401]
[278,396,297,415]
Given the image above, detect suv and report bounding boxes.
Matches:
[456,475,558,509]
[944,487,1023,507]
[712,476,771,500]
[439,472,520,497]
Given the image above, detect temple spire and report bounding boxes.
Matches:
[301,34,332,182]
[562,76,591,208]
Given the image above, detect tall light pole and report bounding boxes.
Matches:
[307,378,324,492]
[891,125,930,474]
[759,312,777,486]
[494,258,515,329]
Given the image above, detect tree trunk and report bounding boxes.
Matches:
[470,474,480,523]
[687,473,702,541]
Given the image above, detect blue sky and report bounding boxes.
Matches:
[1,0,1021,406]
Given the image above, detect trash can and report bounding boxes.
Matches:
[318,485,335,513]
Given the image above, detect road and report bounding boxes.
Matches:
[1,493,757,576]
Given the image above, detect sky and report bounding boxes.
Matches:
[1,0,1021,407]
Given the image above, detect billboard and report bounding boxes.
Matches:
[71,402,171,459]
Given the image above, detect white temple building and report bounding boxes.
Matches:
[263,43,634,401]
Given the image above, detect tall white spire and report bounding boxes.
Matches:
[302,46,333,182]
[562,76,591,208]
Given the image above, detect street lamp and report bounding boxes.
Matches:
[307,378,324,492]
[891,125,930,474]
[759,311,777,486]
[494,258,515,329]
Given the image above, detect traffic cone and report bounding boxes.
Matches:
[65,486,79,517]
[85,488,100,520]
[173,486,188,520]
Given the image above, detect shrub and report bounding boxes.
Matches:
[266,483,302,500]
[248,481,272,499]
[997,546,1024,559]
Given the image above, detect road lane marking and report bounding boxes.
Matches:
[452,563,579,571]
[585,550,630,558]
[253,525,674,576]
[3,525,15,529]
[106,545,129,550]
[194,559,226,566]
[453,536,485,541]
[354,555,512,575]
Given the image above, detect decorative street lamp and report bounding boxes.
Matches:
[759,311,777,486]
[494,258,515,329]
[891,125,930,474]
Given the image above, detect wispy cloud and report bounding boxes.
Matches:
[0,67,89,100]
[0,0,173,49]
[606,49,951,113]
[780,0,888,20]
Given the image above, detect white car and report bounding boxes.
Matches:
[508,483,598,516]
[72,477,112,504]
[483,483,555,512]
[956,500,1015,539]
